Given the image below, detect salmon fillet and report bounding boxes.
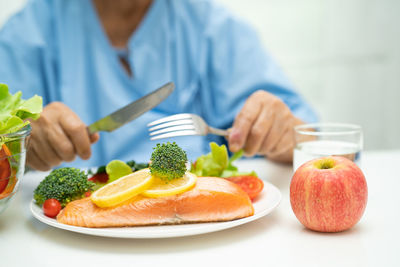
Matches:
[57,177,254,228]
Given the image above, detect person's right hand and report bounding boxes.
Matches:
[27,102,99,171]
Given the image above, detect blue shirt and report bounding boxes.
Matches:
[0,0,317,167]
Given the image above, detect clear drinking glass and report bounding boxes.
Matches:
[0,125,31,215]
[293,123,363,171]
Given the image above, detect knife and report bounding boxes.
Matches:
[87,82,175,134]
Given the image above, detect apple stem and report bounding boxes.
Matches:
[314,158,335,169]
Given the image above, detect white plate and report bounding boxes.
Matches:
[30,180,281,239]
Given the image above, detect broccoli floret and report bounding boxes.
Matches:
[150,142,187,181]
[34,167,94,207]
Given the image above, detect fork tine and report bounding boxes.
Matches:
[150,130,199,140]
[148,119,193,131]
[147,113,193,127]
[149,125,196,136]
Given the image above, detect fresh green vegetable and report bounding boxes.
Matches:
[126,160,149,172]
[34,167,94,207]
[0,84,42,138]
[191,142,257,178]
[87,160,149,177]
[93,165,106,176]
[191,142,228,177]
[105,160,133,183]
[150,142,187,181]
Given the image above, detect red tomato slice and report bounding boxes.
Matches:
[0,144,12,194]
[88,172,109,184]
[0,173,17,200]
[227,175,264,201]
[43,198,62,218]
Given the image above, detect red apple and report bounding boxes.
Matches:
[290,156,367,232]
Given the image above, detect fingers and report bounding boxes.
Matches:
[45,123,76,162]
[27,116,62,170]
[90,133,100,144]
[243,108,273,156]
[26,146,51,171]
[266,127,295,162]
[35,111,75,163]
[259,106,292,155]
[60,112,92,160]
[30,134,62,167]
[265,117,304,162]
[229,91,263,152]
[26,102,95,171]
[228,90,301,162]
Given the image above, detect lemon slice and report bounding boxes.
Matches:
[91,168,153,208]
[142,172,197,198]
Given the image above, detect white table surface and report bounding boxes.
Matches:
[1,150,400,267]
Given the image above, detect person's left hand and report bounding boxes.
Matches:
[228,90,303,163]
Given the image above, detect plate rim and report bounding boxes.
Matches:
[30,180,281,239]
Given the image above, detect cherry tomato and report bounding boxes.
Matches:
[85,191,92,197]
[88,172,109,183]
[43,198,62,218]
[227,175,264,201]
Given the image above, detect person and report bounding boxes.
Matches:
[0,0,317,171]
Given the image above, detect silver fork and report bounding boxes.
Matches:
[147,113,229,140]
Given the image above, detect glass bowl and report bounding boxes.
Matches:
[0,125,31,215]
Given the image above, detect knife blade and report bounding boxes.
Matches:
[87,82,174,134]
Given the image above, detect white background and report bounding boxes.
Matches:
[0,0,399,150]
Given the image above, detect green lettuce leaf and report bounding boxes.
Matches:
[0,84,42,136]
[191,142,227,177]
[191,142,257,177]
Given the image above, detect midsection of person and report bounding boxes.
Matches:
[0,0,317,170]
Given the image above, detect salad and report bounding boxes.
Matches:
[0,84,42,201]
[191,142,263,200]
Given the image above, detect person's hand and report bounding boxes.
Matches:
[27,102,100,171]
[228,90,303,163]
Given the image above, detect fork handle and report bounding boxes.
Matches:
[208,126,229,136]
